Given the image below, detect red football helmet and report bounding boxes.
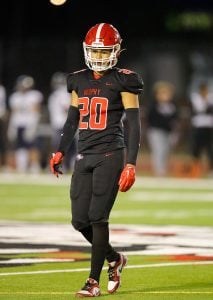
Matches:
[83,23,122,72]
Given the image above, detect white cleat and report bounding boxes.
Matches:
[107,253,127,294]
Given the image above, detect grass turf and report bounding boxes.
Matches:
[0,175,213,299]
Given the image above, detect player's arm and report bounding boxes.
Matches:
[50,91,79,177]
[57,90,79,154]
[121,91,141,165]
[119,92,141,191]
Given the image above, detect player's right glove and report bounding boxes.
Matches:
[118,164,136,192]
[50,152,64,177]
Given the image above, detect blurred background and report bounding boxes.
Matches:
[0,0,213,177]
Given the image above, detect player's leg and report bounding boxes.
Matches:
[77,149,124,262]
[89,149,126,293]
[204,128,213,174]
[191,128,203,177]
[73,155,102,297]
[75,149,126,296]
[80,225,119,260]
[70,155,92,232]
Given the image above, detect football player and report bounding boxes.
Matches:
[50,23,143,297]
[8,75,43,173]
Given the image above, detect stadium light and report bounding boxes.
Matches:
[49,0,67,6]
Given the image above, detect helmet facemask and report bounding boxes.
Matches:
[83,43,121,72]
[83,23,122,72]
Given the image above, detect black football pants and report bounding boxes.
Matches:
[70,149,124,230]
[70,149,124,282]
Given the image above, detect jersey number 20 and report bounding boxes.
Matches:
[79,97,108,130]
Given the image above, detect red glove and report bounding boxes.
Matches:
[119,164,136,192]
[50,152,64,177]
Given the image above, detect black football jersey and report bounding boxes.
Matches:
[67,68,143,154]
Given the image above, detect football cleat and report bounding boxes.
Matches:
[76,278,101,297]
[107,253,127,294]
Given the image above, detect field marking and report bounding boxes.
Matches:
[111,209,213,218]
[0,291,212,295]
[0,174,212,189]
[132,191,213,202]
[0,261,213,277]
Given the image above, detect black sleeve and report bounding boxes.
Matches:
[67,72,78,93]
[125,108,141,165]
[57,105,79,155]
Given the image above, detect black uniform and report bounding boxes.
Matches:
[67,68,143,230]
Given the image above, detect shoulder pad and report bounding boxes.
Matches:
[67,69,87,93]
[116,68,144,94]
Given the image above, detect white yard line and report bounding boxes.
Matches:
[132,191,213,202]
[0,291,212,295]
[0,261,212,277]
[0,174,213,189]
[135,177,213,190]
[111,209,213,218]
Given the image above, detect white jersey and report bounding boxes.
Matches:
[190,92,213,128]
[0,85,6,118]
[8,89,43,142]
[48,86,70,129]
[9,89,43,128]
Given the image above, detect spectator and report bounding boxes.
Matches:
[189,82,213,177]
[0,83,8,171]
[7,75,43,173]
[47,71,78,172]
[146,81,179,176]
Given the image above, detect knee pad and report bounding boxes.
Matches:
[72,220,90,231]
[91,221,108,228]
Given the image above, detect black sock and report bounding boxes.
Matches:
[80,225,119,263]
[80,226,93,243]
[89,222,109,282]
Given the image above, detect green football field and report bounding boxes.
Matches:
[0,174,213,299]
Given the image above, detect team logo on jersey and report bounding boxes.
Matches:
[118,68,134,74]
[83,88,101,96]
[76,154,84,160]
[104,152,113,157]
[105,82,113,86]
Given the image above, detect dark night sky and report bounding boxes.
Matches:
[1,0,213,40]
[1,0,213,94]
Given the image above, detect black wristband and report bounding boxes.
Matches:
[125,108,141,165]
[57,105,79,154]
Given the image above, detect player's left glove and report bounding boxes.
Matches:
[118,164,136,192]
[50,152,64,177]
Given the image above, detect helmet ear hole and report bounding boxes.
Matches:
[114,45,121,57]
